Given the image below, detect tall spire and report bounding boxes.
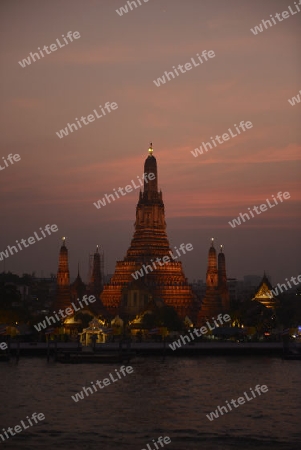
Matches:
[71,260,86,306]
[57,237,70,287]
[90,245,103,297]
[218,245,227,287]
[198,239,230,323]
[53,238,71,311]
[134,143,164,231]
[206,238,218,287]
[144,142,158,195]
[218,244,230,311]
[198,239,221,322]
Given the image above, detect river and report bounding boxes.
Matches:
[0,355,300,449]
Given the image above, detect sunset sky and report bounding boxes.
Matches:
[0,0,300,285]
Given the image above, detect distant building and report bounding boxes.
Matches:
[88,246,103,298]
[236,275,262,302]
[198,240,230,323]
[227,278,238,303]
[53,238,71,312]
[243,275,262,286]
[252,273,279,310]
[52,238,105,325]
[30,276,56,313]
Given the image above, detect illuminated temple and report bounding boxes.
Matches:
[100,145,198,320]
[53,239,104,317]
[53,146,232,326]
[198,239,230,323]
[53,238,71,312]
[252,273,279,310]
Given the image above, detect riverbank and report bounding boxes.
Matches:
[0,341,285,358]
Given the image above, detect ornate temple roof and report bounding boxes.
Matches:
[252,272,279,309]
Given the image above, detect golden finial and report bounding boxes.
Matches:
[148,142,153,155]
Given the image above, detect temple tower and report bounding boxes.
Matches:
[206,238,218,288]
[101,144,197,320]
[89,245,103,297]
[71,264,86,303]
[218,245,230,311]
[198,239,223,322]
[53,237,71,311]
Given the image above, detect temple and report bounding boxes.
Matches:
[101,144,198,321]
[88,245,103,298]
[52,146,232,328]
[218,245,230,311]
[53,237,71,312]
[198,239,230,323]
[252,273,279,309]
[53,239,104,319]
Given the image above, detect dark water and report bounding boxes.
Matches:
[0,356,300,450]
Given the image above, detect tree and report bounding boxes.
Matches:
[141,305,182,331]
